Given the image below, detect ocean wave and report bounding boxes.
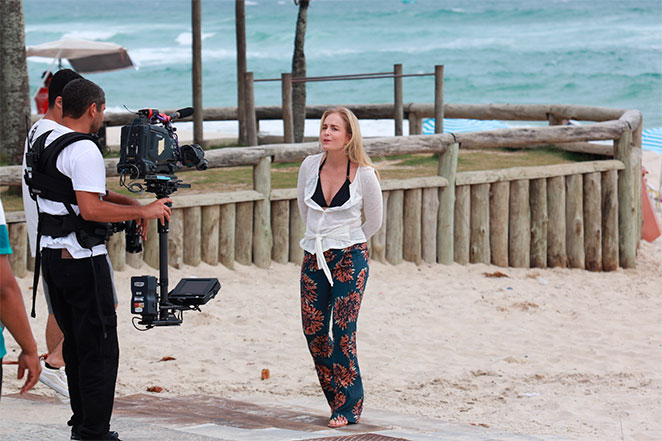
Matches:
[175,32,217,46]
[61,30,118,41]
[130,46,242,66]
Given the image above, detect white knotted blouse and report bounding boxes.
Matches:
[297,153,383,285]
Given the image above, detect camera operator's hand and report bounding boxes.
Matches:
[143,198,173,226]
[79,191,171,228]
[17,349,41,394]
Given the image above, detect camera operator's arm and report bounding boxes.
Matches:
[102,190,143,207]
[0,256,41,394]
[102,191,150,238]
[76,191,172,225]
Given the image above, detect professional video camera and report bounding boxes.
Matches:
[116,107,220,330]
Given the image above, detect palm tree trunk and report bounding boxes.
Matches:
[0,0,31,165]
[291,0,309,143]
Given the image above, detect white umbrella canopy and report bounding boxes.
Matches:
[26,38,134,73]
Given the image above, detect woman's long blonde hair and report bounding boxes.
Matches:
[319,106,379,177]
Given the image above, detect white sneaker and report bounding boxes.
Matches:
[53,390,70,405]
[39,360,69,397]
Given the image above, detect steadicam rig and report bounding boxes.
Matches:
[116,106,220,330]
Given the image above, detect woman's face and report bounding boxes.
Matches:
[320,112,350,153]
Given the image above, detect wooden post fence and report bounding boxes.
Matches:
[2,102,642,276]
[394,64,403,136]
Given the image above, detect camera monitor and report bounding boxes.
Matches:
[168,278,221,306]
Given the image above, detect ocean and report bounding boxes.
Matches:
[23,0,662,131]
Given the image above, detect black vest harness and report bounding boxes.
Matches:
[24,130,112,319]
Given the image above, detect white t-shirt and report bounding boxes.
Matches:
[22,118,62,256]
[25,122,108,258]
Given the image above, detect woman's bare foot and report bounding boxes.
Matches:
[328,415,348,428]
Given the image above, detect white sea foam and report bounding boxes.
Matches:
[175,32,217,46]
[61,30,118,41]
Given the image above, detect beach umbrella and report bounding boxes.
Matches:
[642,127,662,154]
[26,38,134,74]
[422,118,509,135]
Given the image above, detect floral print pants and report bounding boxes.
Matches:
[300,242,369,424]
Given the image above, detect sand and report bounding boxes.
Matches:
[4,125,661,439]
[2,235,661,441]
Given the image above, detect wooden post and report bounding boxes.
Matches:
[633,124,642,244]
[235,201,253,265]
[192,0,203,145]
[289,199,304,265]
[434,65,444,134]
[394,63,403,136]
[271,200,289,264]
[583,172,602,271]
[219,203,235,269]
[454,185,470,264]
[143,219,159,270]
[403,188,422,264]
[7,223,27,278]
[509,180,530,268]
[565,174,585,269]
[438,142,458,264]
[253,156,272,268]
[408,112,422,135]
[235,0,247,145]
[547,113,563,126]
[107,231,126,272]
[421,187,439,264]
[386,189,404,264]
[201,205,220,265]
[183,206,202,267]
[371,192,389,263]
[601,169,619,271]
[245,71,258,146]
[489,181,509,267]
[614,131,636,268]
[168,208,184,269]
[529,178,548,268]
[281,73,294,143]
[547,176,567,267]
[470,183,490,264]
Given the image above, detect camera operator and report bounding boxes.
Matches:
[34,78,171,441]
[23,68,89,402]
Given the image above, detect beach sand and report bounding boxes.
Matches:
[3,236,661,441]
[3,122,661,439]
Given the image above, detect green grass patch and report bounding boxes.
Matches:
[1,144,597,213]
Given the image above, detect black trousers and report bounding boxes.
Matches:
[41,248,119,440]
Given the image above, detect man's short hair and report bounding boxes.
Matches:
[48,69,83,108]
[61,78,105,119]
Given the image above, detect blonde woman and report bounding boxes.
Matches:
[297,107,383,428]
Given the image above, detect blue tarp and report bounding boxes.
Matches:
[642,127,662,154]
[422,118,509,135]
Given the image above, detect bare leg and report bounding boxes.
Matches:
[44,314,65,368]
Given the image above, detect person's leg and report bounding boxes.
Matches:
[38,278,69,399]
[328,243,369,425]
[43,250,119,439]
[301,251,336,407]
[42,249,82,428]
[45,315,65,367]
[43,280,66,368]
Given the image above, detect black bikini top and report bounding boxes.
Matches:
[311,156,351,208]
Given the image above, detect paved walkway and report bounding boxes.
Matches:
[0,393,574,441]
